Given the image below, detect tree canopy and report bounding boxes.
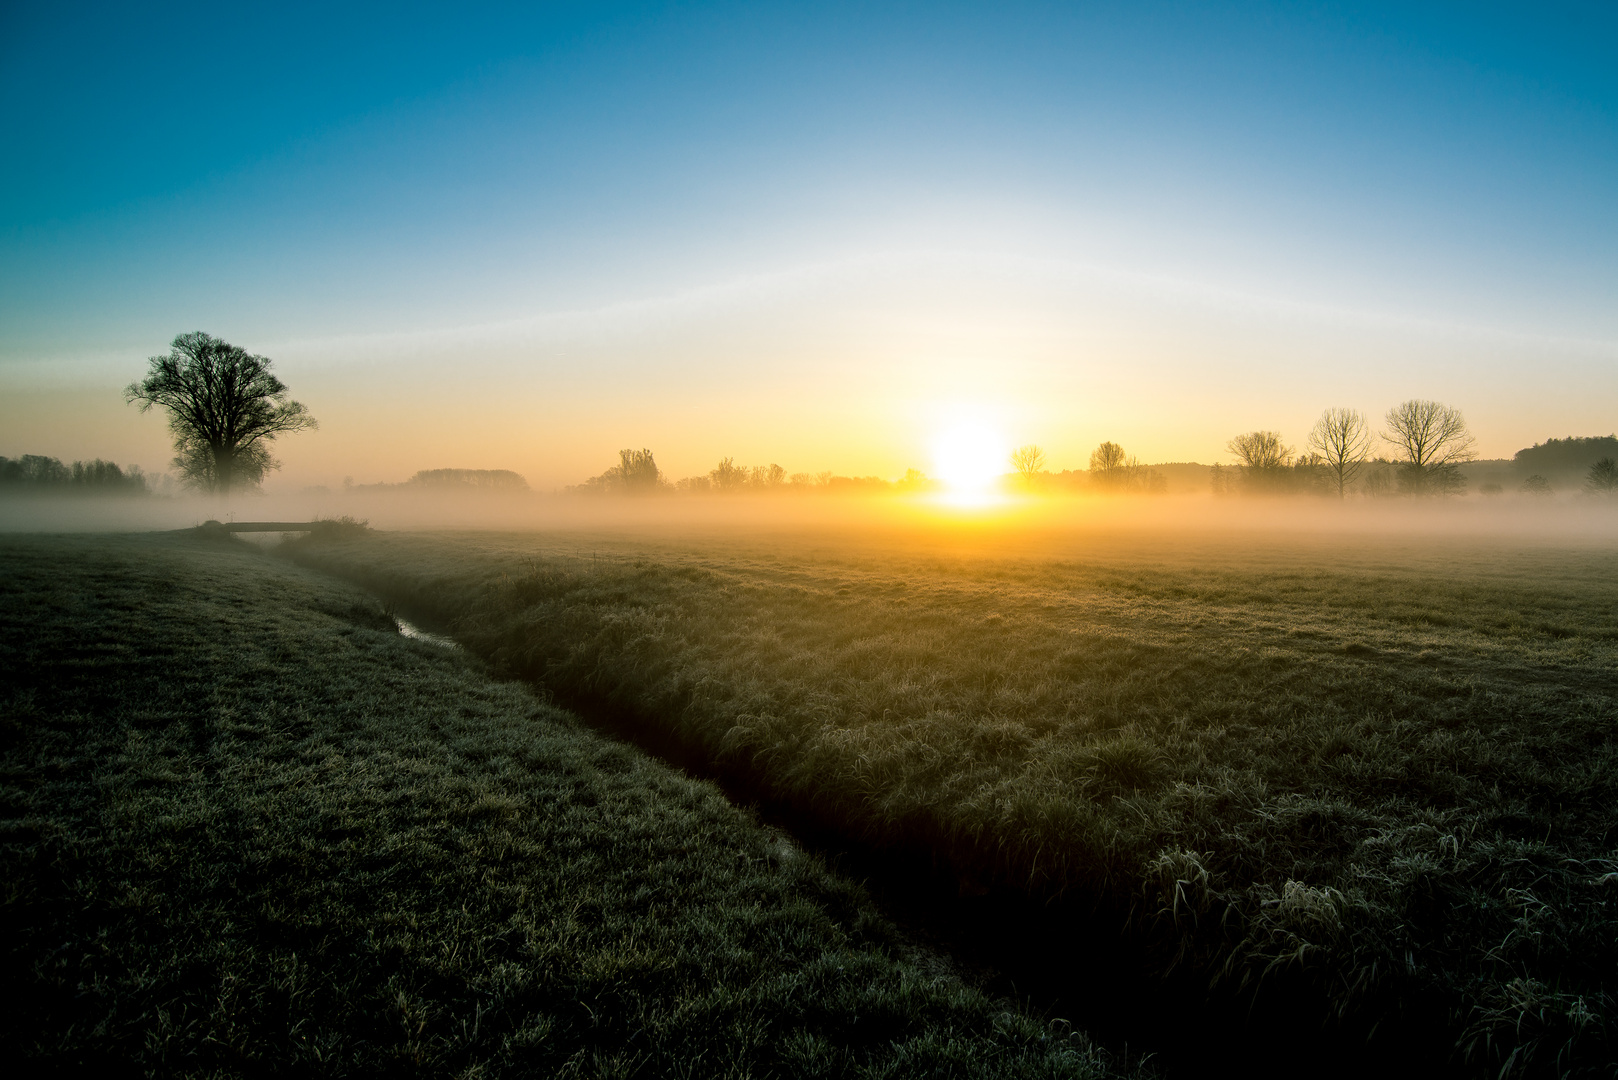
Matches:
[1226,430,1295,493]
[125,332,316,495]
[407,469,529,491]
[1227,430,1293,471]
[1381,399,1474,495]
[1515,436,1618,473]
[0,455,148,495]
[575,449,665,494]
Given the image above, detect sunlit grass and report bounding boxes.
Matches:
[285,524,1618,1074]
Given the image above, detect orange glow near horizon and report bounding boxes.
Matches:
[928,488,1012,511]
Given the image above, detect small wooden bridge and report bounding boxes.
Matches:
[198,520,318,533]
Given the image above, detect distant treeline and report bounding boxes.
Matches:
[341,430,1618,501]
[1209,455,1456,498]
[0,455,152,495]
[1515,436,1618,496]
[1513,436,1618,475]
[568,450,934,496]
[565,423,1618,500]
[1208,409,1618,498]
[342,468,530,494]
[566,446,1174,497]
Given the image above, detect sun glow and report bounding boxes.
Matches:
[930,419,1008,496]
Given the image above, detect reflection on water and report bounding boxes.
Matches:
[394,616,458,649]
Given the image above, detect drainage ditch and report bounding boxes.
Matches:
[379,601,1459,1079]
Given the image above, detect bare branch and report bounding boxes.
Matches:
[1308,408,1373,498]
[1381,399,1475,496]
[1010,445,1045,486]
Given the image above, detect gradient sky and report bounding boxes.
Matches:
[3,1,1614,489]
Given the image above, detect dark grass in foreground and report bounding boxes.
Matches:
[284,526,1618,1076]
[0,532,1114,1078]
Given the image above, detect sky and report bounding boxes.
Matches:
[2,1,1615,490]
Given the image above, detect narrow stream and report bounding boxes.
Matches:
[376,601,1452,1079]
[393,616,459,649]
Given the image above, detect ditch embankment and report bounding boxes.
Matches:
[367,597,1461,1079]
[281,525,1618,1078]
[3,530,1123,1077]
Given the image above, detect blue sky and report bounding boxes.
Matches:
[2,1,1614,485]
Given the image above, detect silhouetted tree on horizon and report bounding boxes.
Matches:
[1382,399,1475,495]
[749,463,788,490]
[710,457,748,492]
[1089,442,1128,489]
[1011,445,1045,488]
[613,449,663,493]
[1227,430,1294,493]
[1308,408,1373,498]
[1085,441,1165,494]
[1587,457,1618,494]
[570,449,664,494]
[125,332,316,495]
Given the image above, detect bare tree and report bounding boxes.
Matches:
[1587,457,1618,494]
[614,448,662,492]
[1381,399,1476,495]
[1227,430,1292,470]
[1308,408,1373,498]
[749,463,788,490]
[1010,444,1045,487]
[709,457,748,492]
[1226,430,1293,493]
[126,332,316,495]
[1089,441,1128,489]
[1088,442,1160,493]
[576,449,664,494]
[1363,460,1397,498]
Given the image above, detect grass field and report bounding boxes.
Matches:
[282,520,1618,1076]
[0,531,1117,1078]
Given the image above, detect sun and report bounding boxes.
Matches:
[930,420,1008,495]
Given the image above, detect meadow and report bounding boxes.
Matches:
[0,531,1116,1078]
[281,514,1618,1076]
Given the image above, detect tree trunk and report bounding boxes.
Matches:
[213,443,233,496]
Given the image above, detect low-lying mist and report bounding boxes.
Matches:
[3,487,1615,561]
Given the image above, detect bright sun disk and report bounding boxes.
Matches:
[931,421,1007,494]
